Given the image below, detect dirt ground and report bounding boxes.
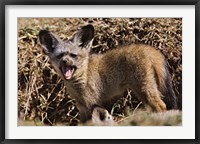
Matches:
[18,18,182,126]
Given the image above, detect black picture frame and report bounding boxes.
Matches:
[0,0,199,144]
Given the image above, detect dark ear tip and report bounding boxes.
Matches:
[82,24,94,32]
[39,30,50,37]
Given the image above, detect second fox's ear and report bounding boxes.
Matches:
[72,25,94,49]
[39,30,60,53]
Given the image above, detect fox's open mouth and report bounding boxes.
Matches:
[60,65,76,80]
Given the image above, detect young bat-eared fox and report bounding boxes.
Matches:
[39,24,177,124]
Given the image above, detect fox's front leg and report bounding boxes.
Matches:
[77,104,91,122]
[78,89,112,123]
[75,93,100,122]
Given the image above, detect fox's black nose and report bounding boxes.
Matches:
[61,59,67,66]
[61,58,73,67]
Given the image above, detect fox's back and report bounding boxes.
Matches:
[86,44,166,100]
[88,44,165,80]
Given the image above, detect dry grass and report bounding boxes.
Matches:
[18,18,182,126]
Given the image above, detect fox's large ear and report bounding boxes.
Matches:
[39,30,60,53]
[72,25,94,48]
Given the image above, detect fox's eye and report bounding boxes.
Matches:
[69,53,77,58]
[56,53,64,59]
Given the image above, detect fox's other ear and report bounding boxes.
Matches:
[72,25,94,48]
[39,30,60,53]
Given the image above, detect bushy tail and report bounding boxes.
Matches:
[163,65,177,109]
[154,62,177,110]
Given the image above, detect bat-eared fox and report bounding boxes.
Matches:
[39,24,177,124]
